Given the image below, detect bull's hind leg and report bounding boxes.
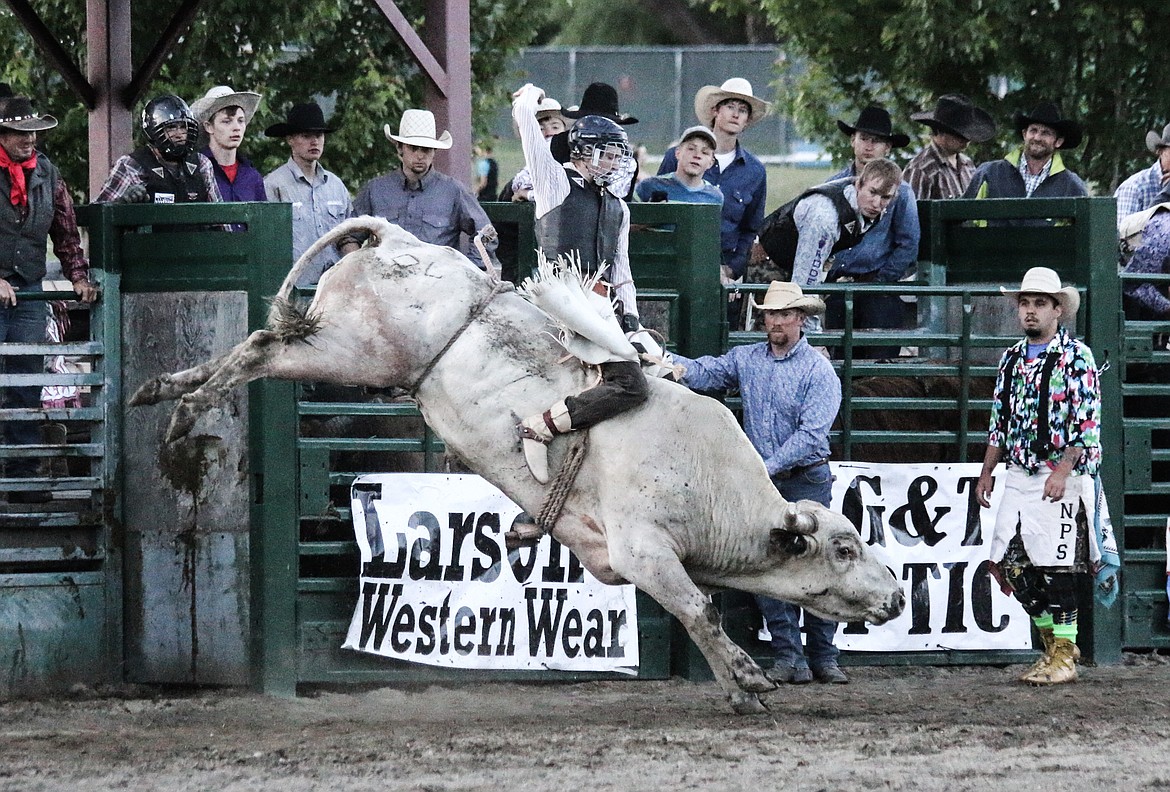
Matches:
[608,536,774,715]
[163,329,337,442]
[129,352,232,407]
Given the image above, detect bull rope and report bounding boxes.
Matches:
[537,431,588,532]
[407,280,509,396]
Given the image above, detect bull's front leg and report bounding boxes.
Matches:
[608,534,774,715]
[129,352,232,407]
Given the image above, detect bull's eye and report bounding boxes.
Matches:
[835,543,857,562]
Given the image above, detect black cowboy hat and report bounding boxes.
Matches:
[560,82,638,125]
[836,105,910,148]
[911,94,996,143]
[1013,102,1082,149]
[0,95,58,132]
[264,102,336,138]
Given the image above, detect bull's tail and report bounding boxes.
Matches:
[267,215,402,327]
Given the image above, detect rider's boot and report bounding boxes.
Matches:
[517,400,572,484]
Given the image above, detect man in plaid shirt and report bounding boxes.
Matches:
[1114,123,1170,230]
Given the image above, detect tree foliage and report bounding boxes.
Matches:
[748,0,1170,191]
[547,0,774,46]
[0,0,551,198]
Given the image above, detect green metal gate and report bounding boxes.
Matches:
[0,275,120,694]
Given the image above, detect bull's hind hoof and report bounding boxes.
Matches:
[129,376,169,407]
[729,692,769,715]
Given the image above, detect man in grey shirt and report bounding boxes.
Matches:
[264,102,353,286]
[341,109,498,270]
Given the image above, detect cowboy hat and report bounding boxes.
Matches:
[189,85,262,125]
[757,281,826,316]
[561,83,638,125]
[694,78,770,128]
[0,95,57,132]
[1146,123,1170,154]
[1013,102,1082,149]
[911,94,996,143]
[264,102,336,137]
[836,106,910,148]
[1000,266,1081,317]
[384,109,452,149]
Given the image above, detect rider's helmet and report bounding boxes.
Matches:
[142,95,200,161]
[567,115,633,186]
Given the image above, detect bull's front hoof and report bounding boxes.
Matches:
[165,398,199,443]
[129,376,169,407]
[728,691,769,715]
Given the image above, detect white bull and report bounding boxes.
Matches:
[131,216,904,714]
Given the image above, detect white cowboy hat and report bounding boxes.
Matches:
[1000,266,1081,317]
[694,78,771,128]
[384,109,453,150]
[535,97,563,120]
[189,85,262,125]
[756,281,826,316]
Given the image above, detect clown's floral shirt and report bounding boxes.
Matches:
[987,327,1101,476]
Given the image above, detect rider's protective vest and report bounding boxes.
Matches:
[129,148,211,204]
[537,172,622,278]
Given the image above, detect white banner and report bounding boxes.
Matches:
[826,462,1031,652]
[344,473,640,673]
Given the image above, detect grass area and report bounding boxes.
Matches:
[488,137,835,210]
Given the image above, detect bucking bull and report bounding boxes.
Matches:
[131,216,905,714]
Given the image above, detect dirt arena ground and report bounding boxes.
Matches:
[3,653,1169,792]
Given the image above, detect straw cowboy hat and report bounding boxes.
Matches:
[911,94,996,143]
[836,106,910,148]
[1013,102,1082,149]
[189,85,262,125]
[264,102,336,138]
[694,78,771,128]
[384,109,452,149]
[756,281,826,316]
[1146,123,1170,154]
[1000,266,1081,317]
[0,95,57,132]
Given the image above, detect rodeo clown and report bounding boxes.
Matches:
[510,83,667,484]
[975,267,1119,685]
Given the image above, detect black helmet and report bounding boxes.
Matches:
[567,115,632,185]
[142,95,199,161]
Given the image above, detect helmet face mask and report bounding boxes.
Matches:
[568,116,632,185]
[142,95,200,161]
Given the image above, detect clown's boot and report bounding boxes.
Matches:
[1022,637,1079,685]
[1019,627,1081,681]
[517,400,572,484]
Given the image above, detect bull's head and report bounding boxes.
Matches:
[766,500,905,626]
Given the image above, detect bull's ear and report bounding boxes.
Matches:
[770,529,808,557]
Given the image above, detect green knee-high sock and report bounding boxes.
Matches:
[1032,613,1054,631]
[1052,610,1078,643]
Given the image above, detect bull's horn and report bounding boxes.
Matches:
[782,502,817,535]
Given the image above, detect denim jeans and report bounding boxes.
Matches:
[755,460,840,668]
[1,298,47,477]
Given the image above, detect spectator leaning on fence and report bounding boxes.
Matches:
[0,92,97,504]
